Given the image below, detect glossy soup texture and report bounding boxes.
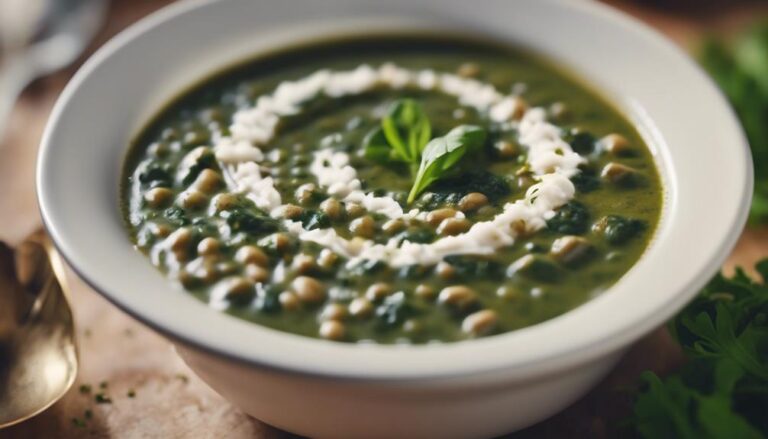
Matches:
[122,37,662,344]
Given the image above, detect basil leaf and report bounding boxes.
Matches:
[407,125,486,203]
[363,127,396,163]
[381,99,431,163]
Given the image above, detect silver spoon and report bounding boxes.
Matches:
[0,229,77,428]
[0,0,108,142]
[0,0,105,427]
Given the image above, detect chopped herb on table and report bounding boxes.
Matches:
[71,410,94,429]
[94,392,112,404]
[629,260,768,438]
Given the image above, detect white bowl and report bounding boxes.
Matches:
[37,0,752,437]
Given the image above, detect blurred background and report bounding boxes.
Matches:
[0,0,766,438]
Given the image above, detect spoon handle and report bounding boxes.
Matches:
[0,229,77,429]
[0,231,69,343]
[21,231,71,321]
[0,241,25,344]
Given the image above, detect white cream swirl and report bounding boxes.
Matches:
[213,64,584,267]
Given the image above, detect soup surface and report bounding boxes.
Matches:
[122,36,662,344]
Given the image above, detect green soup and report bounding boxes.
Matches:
[122,36,662,344]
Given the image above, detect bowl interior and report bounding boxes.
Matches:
[37,0,751,380]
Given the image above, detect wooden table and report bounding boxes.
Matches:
[1,1,766,437]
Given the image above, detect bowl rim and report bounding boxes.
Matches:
[37,0,752,381]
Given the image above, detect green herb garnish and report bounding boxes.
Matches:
[71,409,94,429]
[94,393,112,404]
[363,99,486,204]
[364,99,431,168]
[700,22,768,224]
[629,259,768,438]
[407,125,486,203]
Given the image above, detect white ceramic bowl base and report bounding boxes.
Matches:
[37,0,752,437]
[178,344,624,438]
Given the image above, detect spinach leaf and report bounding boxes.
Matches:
[375,291,419,328]
[138,162,173,188]
[163,206,189,227]
[397,264,431,279]
[297,209,331,231]
[338,259,388,283]
[393,228,435,245]
[179,149,216,185]
[600,215,646,245]
[224,211,278,234]
[443,255,503,280]
[546,201,590,235]
[425,170,511,206]
[570,170,600,193]
[407,125,486,203]
[220,206,279,235]
[255,285,282,313]
[563,130,596,155]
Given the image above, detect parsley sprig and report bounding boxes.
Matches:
[630,260,768,438]
[363,99,486,204]
[700,21,768,224]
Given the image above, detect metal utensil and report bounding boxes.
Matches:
[0,0,108,141]
[0,230,77,428]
